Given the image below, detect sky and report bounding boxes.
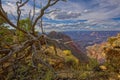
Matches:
[2,0,120,32]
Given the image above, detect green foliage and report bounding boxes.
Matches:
[19,18,32,31]
[63,50,79,66]
[0,26,13,46]
[16,18,32,41]
[44,70,53,80]
[88,58,99,69]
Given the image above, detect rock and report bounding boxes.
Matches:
[48,31,89,63]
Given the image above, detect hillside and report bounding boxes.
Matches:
[48,31,89,63]
[0,27,120,79]
[86,33,120,79]
[0,28,81,79]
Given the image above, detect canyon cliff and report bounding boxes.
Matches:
[48,31,89,63]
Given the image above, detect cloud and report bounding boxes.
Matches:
[1,0,120,31]
[45,0,120,24]
[42,18,120,32]
[3,0,40,17]
[46,11,81,20]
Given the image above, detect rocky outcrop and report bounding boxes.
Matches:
[48,31,89,63]
[86,43,106,63]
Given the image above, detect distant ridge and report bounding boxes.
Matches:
[48,31,89,63]
[63,31,120,52]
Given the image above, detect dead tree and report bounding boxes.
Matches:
[0,0,67,73]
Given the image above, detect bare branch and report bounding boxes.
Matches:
[39,17,44,34]
[0,50,13,64]
[31,0,36,22]
[0,39,34,64]
[50,0,59,6]
[17,46,31,60]
[0,0,6,14]
[32,0,59,34]
[16,0,29,27]
[0,0,27,34]
[32,43,55,71]
[38,56,55,72]
[0,12,27,33]
[19,0,29,7]
[0,49,11,54]
[32,0,50,33]
[29,10,32,20]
